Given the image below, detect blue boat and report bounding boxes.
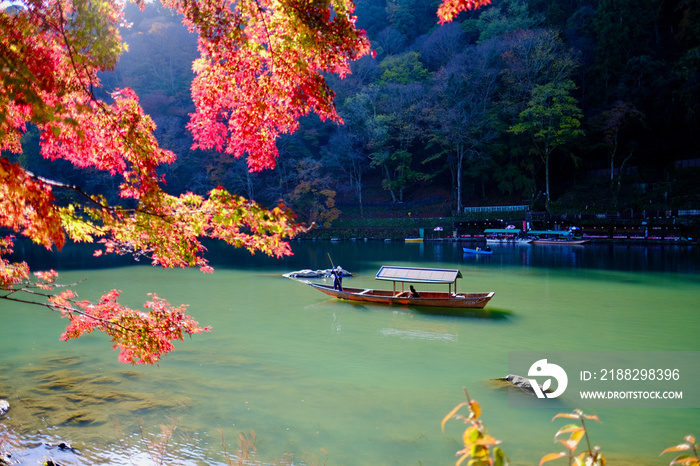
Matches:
[463,247,493,255]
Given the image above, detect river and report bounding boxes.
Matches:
[1,239,699,465]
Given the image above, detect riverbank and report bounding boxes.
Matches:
[300,210,699,244]
[299,227,698,246]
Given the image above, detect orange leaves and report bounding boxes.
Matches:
[1,256,210,365]
[182,0,371,171]
[540,410,605,466]
[442,391,508,466]
[436,0,492,24]
[41,88,176,201]
[661,435,699,466]
[0,159,65,250]
[539,452,566,465]
[77,186,302,272]
[55,289,210,365]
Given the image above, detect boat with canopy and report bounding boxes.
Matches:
[528,228,589,245]
[302,266,495,309]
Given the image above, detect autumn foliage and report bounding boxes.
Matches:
[442,389,509,466]
[0,0,482,363]
[436,0,491,24]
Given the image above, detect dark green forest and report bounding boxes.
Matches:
[14,0,700,225]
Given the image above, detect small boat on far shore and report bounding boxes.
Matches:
[463,247,493,255]
[529,237,589,245]
[528,228,589,245]
[484,228,526,243]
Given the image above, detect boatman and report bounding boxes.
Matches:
[332,266,343,292]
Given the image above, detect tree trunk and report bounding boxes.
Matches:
[356,172,364,218]
[544,144,551,210]
[456,145,464,213]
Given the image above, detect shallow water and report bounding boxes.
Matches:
[1,240,699,465]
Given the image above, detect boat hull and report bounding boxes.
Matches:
[530,239,589,245]
[307,283,494,309]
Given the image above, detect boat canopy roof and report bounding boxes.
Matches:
[484,228,521,234]
[375,266,462,284]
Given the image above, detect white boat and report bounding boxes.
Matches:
[484,228,527,243]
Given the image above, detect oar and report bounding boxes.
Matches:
[327,252,335,269]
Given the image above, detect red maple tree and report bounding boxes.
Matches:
[0,0,484,363]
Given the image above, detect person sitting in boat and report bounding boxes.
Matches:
[410,285,420,298]
[485,246,492,252]
[332,266,343,292]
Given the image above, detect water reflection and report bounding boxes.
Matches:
[9,238,699,275]
[457,241,699,273]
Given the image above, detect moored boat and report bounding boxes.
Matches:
[301,265,495,309]
[484,228,527,243]
[529,237,589,245]
[527,227,589,245]
[463,247,493,255]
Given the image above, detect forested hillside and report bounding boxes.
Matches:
[14,0,700,225]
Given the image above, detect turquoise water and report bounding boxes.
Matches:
[1,240,699,465]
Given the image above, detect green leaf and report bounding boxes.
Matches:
[493,446,509,466]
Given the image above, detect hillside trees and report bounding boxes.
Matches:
[509,80,584,209]
[369,81,432,202]
[591,0,656,102]
[591,101,645,207]
[427,41,500,212]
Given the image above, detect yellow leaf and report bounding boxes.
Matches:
[662,444,692,455]
[570,429,585,443]
[670,456,700,465]
[474,435,501,447]
[470,400,482,419]
[685,435,696,445]
[442,402,469,432]
[540,452,566,465]
[555,425,584,438]
[463,426,479,446]
[552,413,581,421]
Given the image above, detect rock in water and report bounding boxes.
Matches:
[0,399,9,417]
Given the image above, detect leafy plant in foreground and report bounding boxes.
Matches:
[661,435,699,466]
[441,388,509,466]
[539,409,605,466]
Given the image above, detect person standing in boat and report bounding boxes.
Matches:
[332,266,343,292]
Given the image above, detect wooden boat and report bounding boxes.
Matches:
[304,266,495,309]
[463,247,493,255]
